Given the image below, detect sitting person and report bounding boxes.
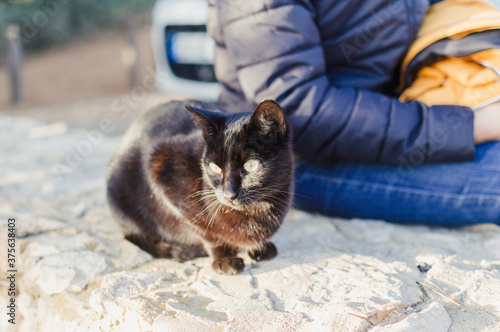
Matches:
[206,0,500,226]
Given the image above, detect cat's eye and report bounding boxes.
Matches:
[209,162,222,174]
[243,159,260,173]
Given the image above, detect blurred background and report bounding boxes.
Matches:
[1,0,153,107]
[2,0,500,131]
[0,0,218,132]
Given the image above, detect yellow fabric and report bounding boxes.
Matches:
[398,0,500,107]
[400,49,500,108]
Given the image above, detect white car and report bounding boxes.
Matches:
[151,0,220,100]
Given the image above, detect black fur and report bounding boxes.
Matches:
[106,100,293,274]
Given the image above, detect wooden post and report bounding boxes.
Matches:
[5,25,24,104]
[127,15,141,87]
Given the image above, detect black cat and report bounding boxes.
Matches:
[106,100,293,274]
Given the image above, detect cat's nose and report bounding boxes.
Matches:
[223,190,238,201]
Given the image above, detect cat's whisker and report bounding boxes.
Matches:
[250,189,292,207]
[199,196,220,216]
[192,189,216,200]
[196,192,217,203]
[253,191,292,215]
[253,187,292,196]
[193,197,217,212]
[192,195,220,223]
[264,197,293,210]
[254,182,309,198]
[204,200,224,234]
[211,203,223,226]
[266,196,291,207]
[259,188,293,199]
[242,190,289,225]
[188,189,215,199]
[204,195,221,214]
[264,202,290,219]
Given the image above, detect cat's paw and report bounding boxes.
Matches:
[248,242,277,262]
[212,257,245,275]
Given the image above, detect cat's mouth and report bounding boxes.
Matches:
[215,192,254,211]
[217,196,245,210]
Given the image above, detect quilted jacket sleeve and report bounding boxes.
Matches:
[212,0,475,164]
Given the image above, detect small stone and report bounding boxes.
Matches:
[417,263,432,273]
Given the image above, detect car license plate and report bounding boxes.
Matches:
[168,32,215,65]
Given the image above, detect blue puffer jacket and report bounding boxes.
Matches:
[207,0,475,164]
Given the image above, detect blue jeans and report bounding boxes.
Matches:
[293,142,500,226]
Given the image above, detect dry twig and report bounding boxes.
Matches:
[416,280,475,313]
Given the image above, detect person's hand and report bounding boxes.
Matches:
[474,100,500,144]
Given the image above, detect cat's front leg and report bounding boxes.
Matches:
[248,242,277,262]
[211,245,244,275]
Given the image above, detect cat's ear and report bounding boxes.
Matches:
[185,105,222,139]
[249,100,286,136]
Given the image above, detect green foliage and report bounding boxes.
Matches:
[0,0,155,58]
